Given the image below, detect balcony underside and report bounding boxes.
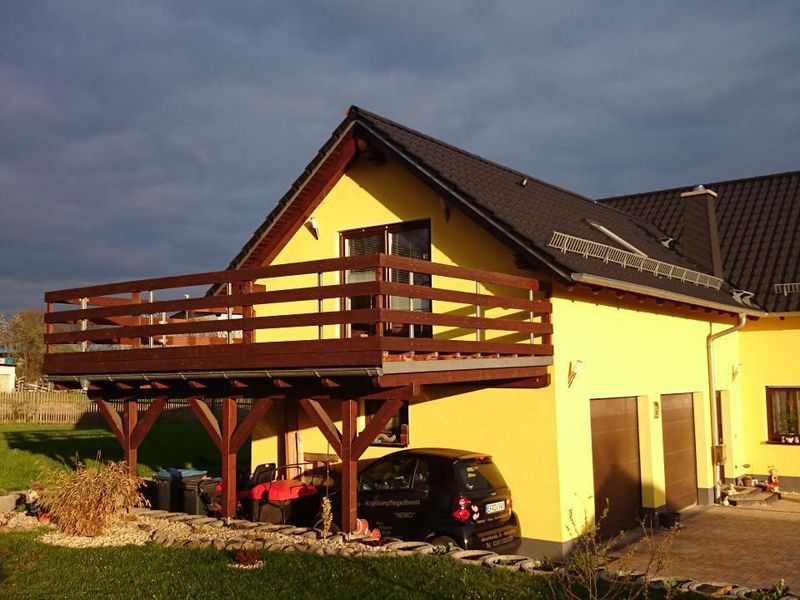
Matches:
[46,338,552,396]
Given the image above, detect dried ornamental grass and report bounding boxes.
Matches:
[39,459,147,536]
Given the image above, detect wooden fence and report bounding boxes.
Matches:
[0,392,252,425]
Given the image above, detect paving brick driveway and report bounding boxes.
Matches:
[613,500,800,590]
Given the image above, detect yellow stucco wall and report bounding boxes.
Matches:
[548,295,742,533]
[737,316,800,480]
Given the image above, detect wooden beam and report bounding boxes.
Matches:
[487,375,551,389]
[220,398,237,518]
[188,398,223,450]
[284,399,300,480]
[351,398,404,460]
[130,398,167,449]
[340,398,358,534]
[96,399,124,445]
[230,397,274,453]
[123,400,138,475]
[374,366,548,387]
[352,385,417,402]
[298,398,342,457]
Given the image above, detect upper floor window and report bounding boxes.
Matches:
[767,387,800,444]
[342,220,431,338]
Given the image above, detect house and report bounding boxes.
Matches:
[42,107,799,557]
[0,348,15,393]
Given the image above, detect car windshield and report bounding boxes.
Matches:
[454,461,506,492]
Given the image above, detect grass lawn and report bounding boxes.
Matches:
[0,422,249,491]
[0,529,549,600]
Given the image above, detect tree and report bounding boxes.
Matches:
[8,309,45,383]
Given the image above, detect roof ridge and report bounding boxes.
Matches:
[349,105,599,205]
[600,169,800,202]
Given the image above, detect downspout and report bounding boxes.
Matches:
[707,313,747,502]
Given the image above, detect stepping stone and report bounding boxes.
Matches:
[280,526,311,536]
[448,549,496,564]
[229,520,259,530]
[482,554,531,570]
[166,514,194,522]
[187,517,220,527]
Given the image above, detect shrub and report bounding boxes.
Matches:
[38,458,147,536]
[548,499,680,600]
[320,496,333,538]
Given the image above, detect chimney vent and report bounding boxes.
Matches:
[678,185,724,278]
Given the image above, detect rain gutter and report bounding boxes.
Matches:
[707,314,747,502]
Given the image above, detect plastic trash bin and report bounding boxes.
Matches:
[184,476,220,515]
[154,469,207,513]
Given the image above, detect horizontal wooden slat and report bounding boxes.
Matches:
[44,346,385,375]
[45,254,381,303]
[376,337,553,357]
[378,254,540,290]
[47,281,382,324]
[46,308,381,345]
[378,282,550,312]
[378,309,553,335]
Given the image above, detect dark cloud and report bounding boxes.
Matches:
[1,1,799,315]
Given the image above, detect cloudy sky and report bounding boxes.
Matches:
[1,1,799,316]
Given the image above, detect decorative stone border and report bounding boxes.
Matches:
[15,506,794,596]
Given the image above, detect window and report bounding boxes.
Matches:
[364,399,409,447]
[766,388,800,444]
[342,220,432,338]
[359,456,417,491]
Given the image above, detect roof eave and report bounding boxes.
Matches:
[570,273,765,317]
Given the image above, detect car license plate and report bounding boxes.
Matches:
[485,500,505,515]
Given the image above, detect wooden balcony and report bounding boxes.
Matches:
[44,254,553,395]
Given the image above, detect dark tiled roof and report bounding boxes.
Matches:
[228,106,755,312]
[602,172,800,313]
[353,107,749,310]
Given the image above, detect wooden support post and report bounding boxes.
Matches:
[340,398,357,534]
[242,281,255,345]
[220,398,238,519]
[131,292,142,348]
[95,397,165,477]
[284,399,301,479]
[123,400,138,475]
[374,265,384,337]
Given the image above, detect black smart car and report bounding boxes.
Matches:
[347,448,520,551]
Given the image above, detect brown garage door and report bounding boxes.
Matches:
[661,393,698,511]
[591,397,642,537]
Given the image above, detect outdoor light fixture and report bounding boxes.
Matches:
[568,360,584,387]
[307,216,320,240]
[732,363,743,381]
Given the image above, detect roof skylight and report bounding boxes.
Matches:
[548,231,725,290]
[585,220,647,257]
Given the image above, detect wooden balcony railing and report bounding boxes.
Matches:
[43,254,553,380]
